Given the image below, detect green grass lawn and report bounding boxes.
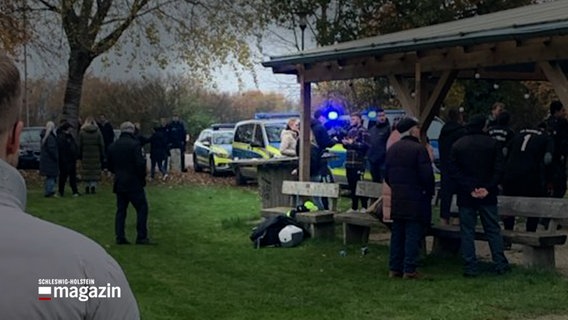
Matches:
[26,182,568,320]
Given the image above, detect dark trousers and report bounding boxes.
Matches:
[346,167,367,210]
[150,157,167,178]
[439,174,458,220]
[503,216,539,232]
[320,165,333,210]
[369,160,384,183]
[389,219,424,274]
[115,190,149,241]
[459,205,509,274]
[58,164,78,195]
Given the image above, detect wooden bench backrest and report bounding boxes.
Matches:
[448,195,568,232]
[498,196,568,219]
[281,180,341,211]
[355,181,382,199]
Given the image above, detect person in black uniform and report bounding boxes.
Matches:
[543,101,568,198]
[488,111,514,158]
[502,126,553,233]
[108,122,150,245]
[438,108,466,225]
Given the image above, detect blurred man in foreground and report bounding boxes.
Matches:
[0,55,139,318]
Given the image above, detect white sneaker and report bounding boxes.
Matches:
[162,174,169,181]
[359,208,367,213]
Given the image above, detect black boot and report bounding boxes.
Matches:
[90,186,96,194]
[85,187,90,194]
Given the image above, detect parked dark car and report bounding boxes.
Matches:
[18,126,43,169]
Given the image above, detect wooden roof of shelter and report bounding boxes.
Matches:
[262,1,568,181]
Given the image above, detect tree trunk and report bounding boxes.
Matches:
[62,48,92,135]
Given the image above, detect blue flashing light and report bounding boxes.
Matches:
[328,111,339,120]
[367,111,377,118]
[254,112,300,120]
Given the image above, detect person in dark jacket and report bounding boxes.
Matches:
[342,112,370,212]
[39,121,59,197]
[449,114,509,277]
[311,110,335,152]
[166,114,188,172]
[438,108,467,225]
[542,100,568,199]
[56,122,79,197]
[385,117,435,279]
[311,110,336,209]
[97,114,115,169]
[486,102,505,129]
[107,122,150,245]
[294,133,326,210]
[149,123,169,180]
[502,126,553,233]
[79,117,104,194]
[367,108,391,183]
[488,110,514,158]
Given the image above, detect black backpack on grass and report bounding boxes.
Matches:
[250,215,308,249]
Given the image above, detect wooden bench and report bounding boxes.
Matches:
[260,180,341,239]
[334,181,383,245]
[430,196,568,269]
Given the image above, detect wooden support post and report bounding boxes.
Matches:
[539,61,568,108]
[343,223,371,245]
[299,74,311,182]
[420,70,458,134]
[522,245,555,269]
[388,74,416,116]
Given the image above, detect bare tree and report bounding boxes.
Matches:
[17,0,264,129]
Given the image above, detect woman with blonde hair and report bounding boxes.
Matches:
[39,121,59,197]
[280,118,299,157]
[79,116,104,194]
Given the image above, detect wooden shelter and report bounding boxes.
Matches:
[262,1,568,181]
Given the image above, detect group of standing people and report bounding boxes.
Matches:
[279,109,393,212]
[37,114,191,246]
[39,115,108,197]
[399,100,568,278]
[147,114,189,180]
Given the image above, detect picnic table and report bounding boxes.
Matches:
[231,157,299,209]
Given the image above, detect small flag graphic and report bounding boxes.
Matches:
[38,287,52,300]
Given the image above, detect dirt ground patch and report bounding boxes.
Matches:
[370,229,568,276]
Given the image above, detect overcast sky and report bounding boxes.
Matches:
[17,25,303,102]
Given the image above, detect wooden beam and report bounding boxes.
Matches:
[302,35,568,82]
[457,69,546,81]
[387,74,416,116]
[415,63,423,119]
[299,75,311,182]
[421,70,458,132]
[538,61,568,109]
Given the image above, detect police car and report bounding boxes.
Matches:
[192,124,235,176]
[231,112,299,184]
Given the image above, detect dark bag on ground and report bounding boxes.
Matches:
[250,215,309,248]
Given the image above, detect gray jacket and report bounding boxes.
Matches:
[0,159,139,319]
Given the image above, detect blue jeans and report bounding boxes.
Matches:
[44,176,56,196]
[309,174,325,210]
[459,205,509,274]
[389,219,424,274]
